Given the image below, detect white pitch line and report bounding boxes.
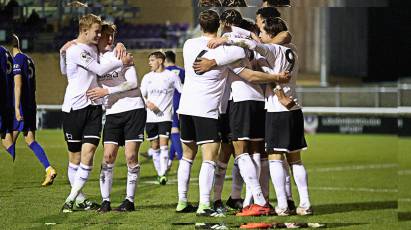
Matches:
[307,164,397,172]
[310,186,398,193]
[398,170,411,175]
[399,198,411,202]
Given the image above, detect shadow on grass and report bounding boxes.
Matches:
[399,212,411,221]
[314,200,397,215]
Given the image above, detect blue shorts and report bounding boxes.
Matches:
[172,112,179,128]
[13,108,37,133]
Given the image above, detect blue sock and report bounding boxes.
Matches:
[7,144,15,160]
[29,141,50,169]
[171,133,183,160]
[169,142,175,161]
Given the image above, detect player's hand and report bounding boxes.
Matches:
[121,53,134,66]
[60,40,76,55]
[275,87,296,110]
[114,42,127,59]
[15,109,23,121]
[146,101,161,114]
[276,71,291,83]
[193,58,216,74]
[207,37,228,49]
[87,87,109,100]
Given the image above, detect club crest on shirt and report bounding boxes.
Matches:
[80,51,93,65]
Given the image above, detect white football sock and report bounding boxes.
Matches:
[66,163,92,202]
[68,162,86,202]
[150,148,161,176]
[231,162,243,199]
[177,157,193,202]
[283,160,293,200]
[260,158,270,202]
[214,161,227,202]
[243,184,253,207]
[99,163,114,202]
[126,164,140,203]
[291,163,311,208]
[269,160,287,209]
[236,153,266,206]
[160,146,169,176]
[199,160,216,206]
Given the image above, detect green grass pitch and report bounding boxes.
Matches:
[0,130,409,229]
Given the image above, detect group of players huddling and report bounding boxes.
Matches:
[1,0,312,217]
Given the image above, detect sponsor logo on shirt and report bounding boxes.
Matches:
[99,71,119,81]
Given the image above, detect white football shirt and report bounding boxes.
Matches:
[98,51,145,115]
[178,36,246,119]
[140,69,182,123]
[62,43,123,112]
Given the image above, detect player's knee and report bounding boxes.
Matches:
[103,153,116,164]
[125,154,138,166]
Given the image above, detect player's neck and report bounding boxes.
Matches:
[202,32,218,39]
[12,47,21,56]
[154,66,165,73]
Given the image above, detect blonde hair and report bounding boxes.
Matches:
[79,14,102,32]
[101,21,117,36]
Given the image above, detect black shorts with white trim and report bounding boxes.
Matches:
[145,121,172,141]
[265,109,307,153]
[180,114,220,145]
[229,100,265,141]
[103,108,146,146]
[63,105,103,152]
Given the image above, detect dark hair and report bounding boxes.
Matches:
[198,0,221,7]
[164,51,176,63]
[256,7,281,19]
[263,17,288,37]
[263,0,291,7]
[239,18,259,35]
[221,0,247,7]
[148,51,166,61]
[220,9,242,26]
[199,10,220,33]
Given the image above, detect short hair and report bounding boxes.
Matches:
[12,33,20,49]
[220,9,242,26]
[263,0,291,7]
[256,7,281,19]
[239,18,259,35]
[263,17,288,37]
[165,51,176,63]
[199,10,220,34]
[148,51,166,61]
[101,21,117,35]
[221,0,247,7]
[79,13,102,32]
[198,0,221,7]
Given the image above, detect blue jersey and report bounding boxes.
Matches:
[13,52,36,110]
[166,65,185,111]
[0,46,14,109]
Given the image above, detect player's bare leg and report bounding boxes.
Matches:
[176,141,197,212]
[1,133,15,159]
[286,151,312,215]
